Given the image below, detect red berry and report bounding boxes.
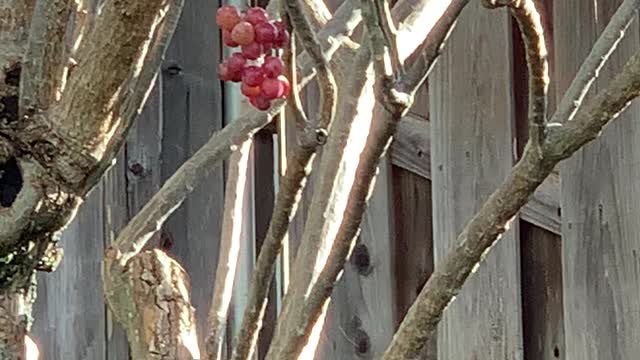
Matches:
[250,95,271,111]
[241,83,262,97]
[227,52,247,74]
[262,42,274,54]
[278,75,290,98]
[216,5,242,31]
[262,56,284,78]
[261,77,286,99]
[223,29,239,47]
[245,7,269,26]
[231,21,255,46]
[242,66,264,87]
[254,22,278,44]
[274,29,290,48]
[241,42,262,60]
[218,63,232,81]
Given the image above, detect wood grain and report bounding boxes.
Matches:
[555,1,640,359]
[429,1,523,358]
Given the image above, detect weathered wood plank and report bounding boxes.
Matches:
[392,166,435,360]
[314,158,397,359]
[520,223,564,360]
[429,2,523,358]
[555,1,640,359]
[32,185,106,360]
[160,0,225,349]
[390,114,561,234]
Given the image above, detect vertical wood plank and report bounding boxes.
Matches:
[555,1,640,359]
[32,187,106,360]
[429,2,523,359]
[520,223,564,360]
[161,0,225,347]
[392,166,435,360]
[313,158,396,360]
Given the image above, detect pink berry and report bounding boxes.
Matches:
[262,56,284,78]
[261,77,286,99]
[241,42,262,60]
[226,53,246,74]
[255,22,278,44]
[278,75,290,98]
[242,66,264,87]
[216,5,242,31]
[250,95,271,111]
[262,42,274,54]
[241,83,262,97]
[245,7,269,26]
[223,29,239,47]
[275,28,290,48]
[231,21,255,46]
[218,63,232,81]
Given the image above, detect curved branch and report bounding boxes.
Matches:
[286,0,337,132]
[485,0,549,148]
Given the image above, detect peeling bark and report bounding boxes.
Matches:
[104,250,200,359]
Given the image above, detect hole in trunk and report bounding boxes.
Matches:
[0,157,23,207]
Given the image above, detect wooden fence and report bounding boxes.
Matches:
[30,0,640,359]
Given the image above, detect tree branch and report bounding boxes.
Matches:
[550,0,640,124]
[484,0,549,148]
[263,1,462,358]
[286,0,337,132]
[393,0,469,98]
[205,140,253,360]
[20,0,74,117]
[382,33,640,360]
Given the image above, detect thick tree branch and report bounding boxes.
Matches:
[19,0,74,117]
[205,140,253,360]
[550,0,640,124]
[104,250,200,359]
[264,0,461,358]
[382,33,640,360]
[484,0,549,148]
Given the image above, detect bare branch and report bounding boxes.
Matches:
[205,140,253,360]
[281,4,309,130]
[20,0,74,116]
[286,0,337,131]
[550,0,640,124]
[393,0,469,98]
[382,42,640,360]
[484,0,549,148]
[264,1,463,358]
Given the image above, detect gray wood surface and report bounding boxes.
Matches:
[555,1,640,359]
[429,2,523,358]
[390,114,561,235]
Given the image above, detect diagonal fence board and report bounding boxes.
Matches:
[429,2,523,358]
[555,1,640,359]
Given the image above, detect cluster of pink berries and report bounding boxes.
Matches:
[216,5,291,110]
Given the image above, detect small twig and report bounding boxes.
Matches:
[20,0,74,117]
[205,140,252,360]
[286,0,337,132]
[374,0,402,77]
[550,0,640,124]
[484,0,549,148]
[383,48,640,360]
